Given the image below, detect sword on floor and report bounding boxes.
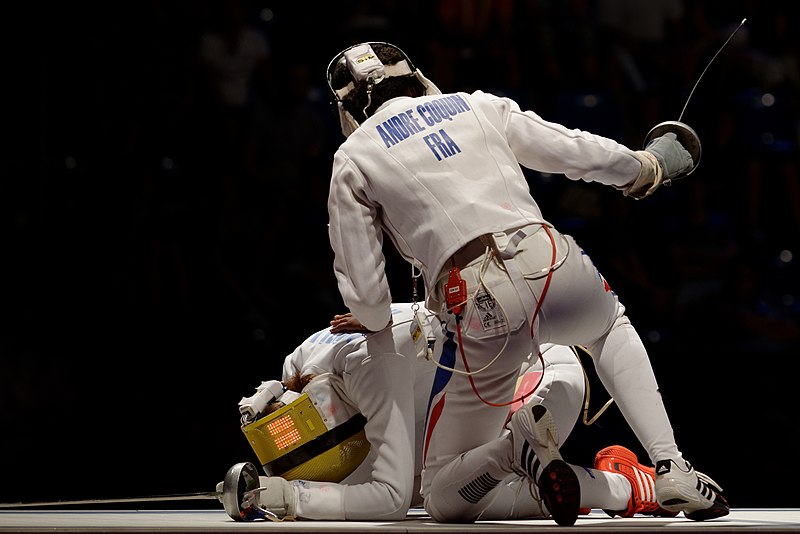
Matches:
[0,462,288,522]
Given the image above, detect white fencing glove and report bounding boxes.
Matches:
[215,476,298,519]
[256,476,298,519]
[627,132,694,199]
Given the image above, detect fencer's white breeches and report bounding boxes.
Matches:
[514,226,680,464]
[421,343,589,521]
[421,224,680,521]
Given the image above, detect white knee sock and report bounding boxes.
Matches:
[575,466,630,511]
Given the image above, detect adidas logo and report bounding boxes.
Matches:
[519,441,540,478]
[656,460,672,475]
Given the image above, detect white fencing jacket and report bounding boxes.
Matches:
[328,90,642,331]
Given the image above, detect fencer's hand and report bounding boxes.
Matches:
[330,312,371,333]
[644,132,694,180]
[216,476,297,518]
[256,476,298,519]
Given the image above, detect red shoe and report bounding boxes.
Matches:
[594,445,679,518]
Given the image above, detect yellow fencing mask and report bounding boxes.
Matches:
[239,374,370,482]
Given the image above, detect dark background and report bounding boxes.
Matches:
[3,0,798,509]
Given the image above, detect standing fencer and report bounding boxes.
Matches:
[234,303,681,521]
[324,42,728,526]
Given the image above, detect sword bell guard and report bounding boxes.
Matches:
[644,121,702,178]
[220,462,261,521]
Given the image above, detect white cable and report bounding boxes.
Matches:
[424,227,567,377]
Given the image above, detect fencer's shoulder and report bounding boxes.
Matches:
[469,89,514,102]
[334,129,372,159]
[470,89,495,98]
[466,90,522,116]
[330,147,363,180]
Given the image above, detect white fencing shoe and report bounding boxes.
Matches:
[509,403,580,526]
[655,458,730,520]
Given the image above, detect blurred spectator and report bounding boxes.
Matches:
[664,180,740,334]
[596,0,687,138]
[717,254,800,349]
[197,0,273,181]
[734,10,800,242]
[190,0,276,324]
[596,0,686,94]
[426,0,521,95]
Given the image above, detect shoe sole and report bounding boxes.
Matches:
[523,405,580,526]
[539,459,581,526]
[685,500,730,521]
[660,494,730,521]
[526,405,560,464]
[658,467,730,521]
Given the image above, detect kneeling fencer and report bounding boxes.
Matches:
[232,303,715,522]
[324,42,728,525]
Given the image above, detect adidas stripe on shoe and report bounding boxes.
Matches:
[593,445,678,518]
[655,458,730,521]
[510,404,580,526]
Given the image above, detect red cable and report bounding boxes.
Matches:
[459,225,558,408]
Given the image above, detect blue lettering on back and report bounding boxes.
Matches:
[423,128,461,161]
[376,97,469,150]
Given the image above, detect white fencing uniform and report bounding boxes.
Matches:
[278,304,434,520]
[273,303,634,520]
[327,90,684,519]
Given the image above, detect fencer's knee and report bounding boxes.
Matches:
[422,471,473,523]
[424,468,501,523]
[424,494,473,523]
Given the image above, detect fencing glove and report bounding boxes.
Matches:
[646,132,695,179]
[256,476,297,519]
[216,476,298,519]
[626,132,694,199]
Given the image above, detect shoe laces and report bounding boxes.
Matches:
[526,477,546,515]
[694,470,725,503]
[674,460,725,499]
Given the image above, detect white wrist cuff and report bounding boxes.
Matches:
[626,151,663,199]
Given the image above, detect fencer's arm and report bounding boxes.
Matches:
[485,92,691,198]
[328,152,393,332]
[330,312,369,333]
[288,353,416,520]
[337,352,417,520]
[330,312,392,334]
[488,92,643,187]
